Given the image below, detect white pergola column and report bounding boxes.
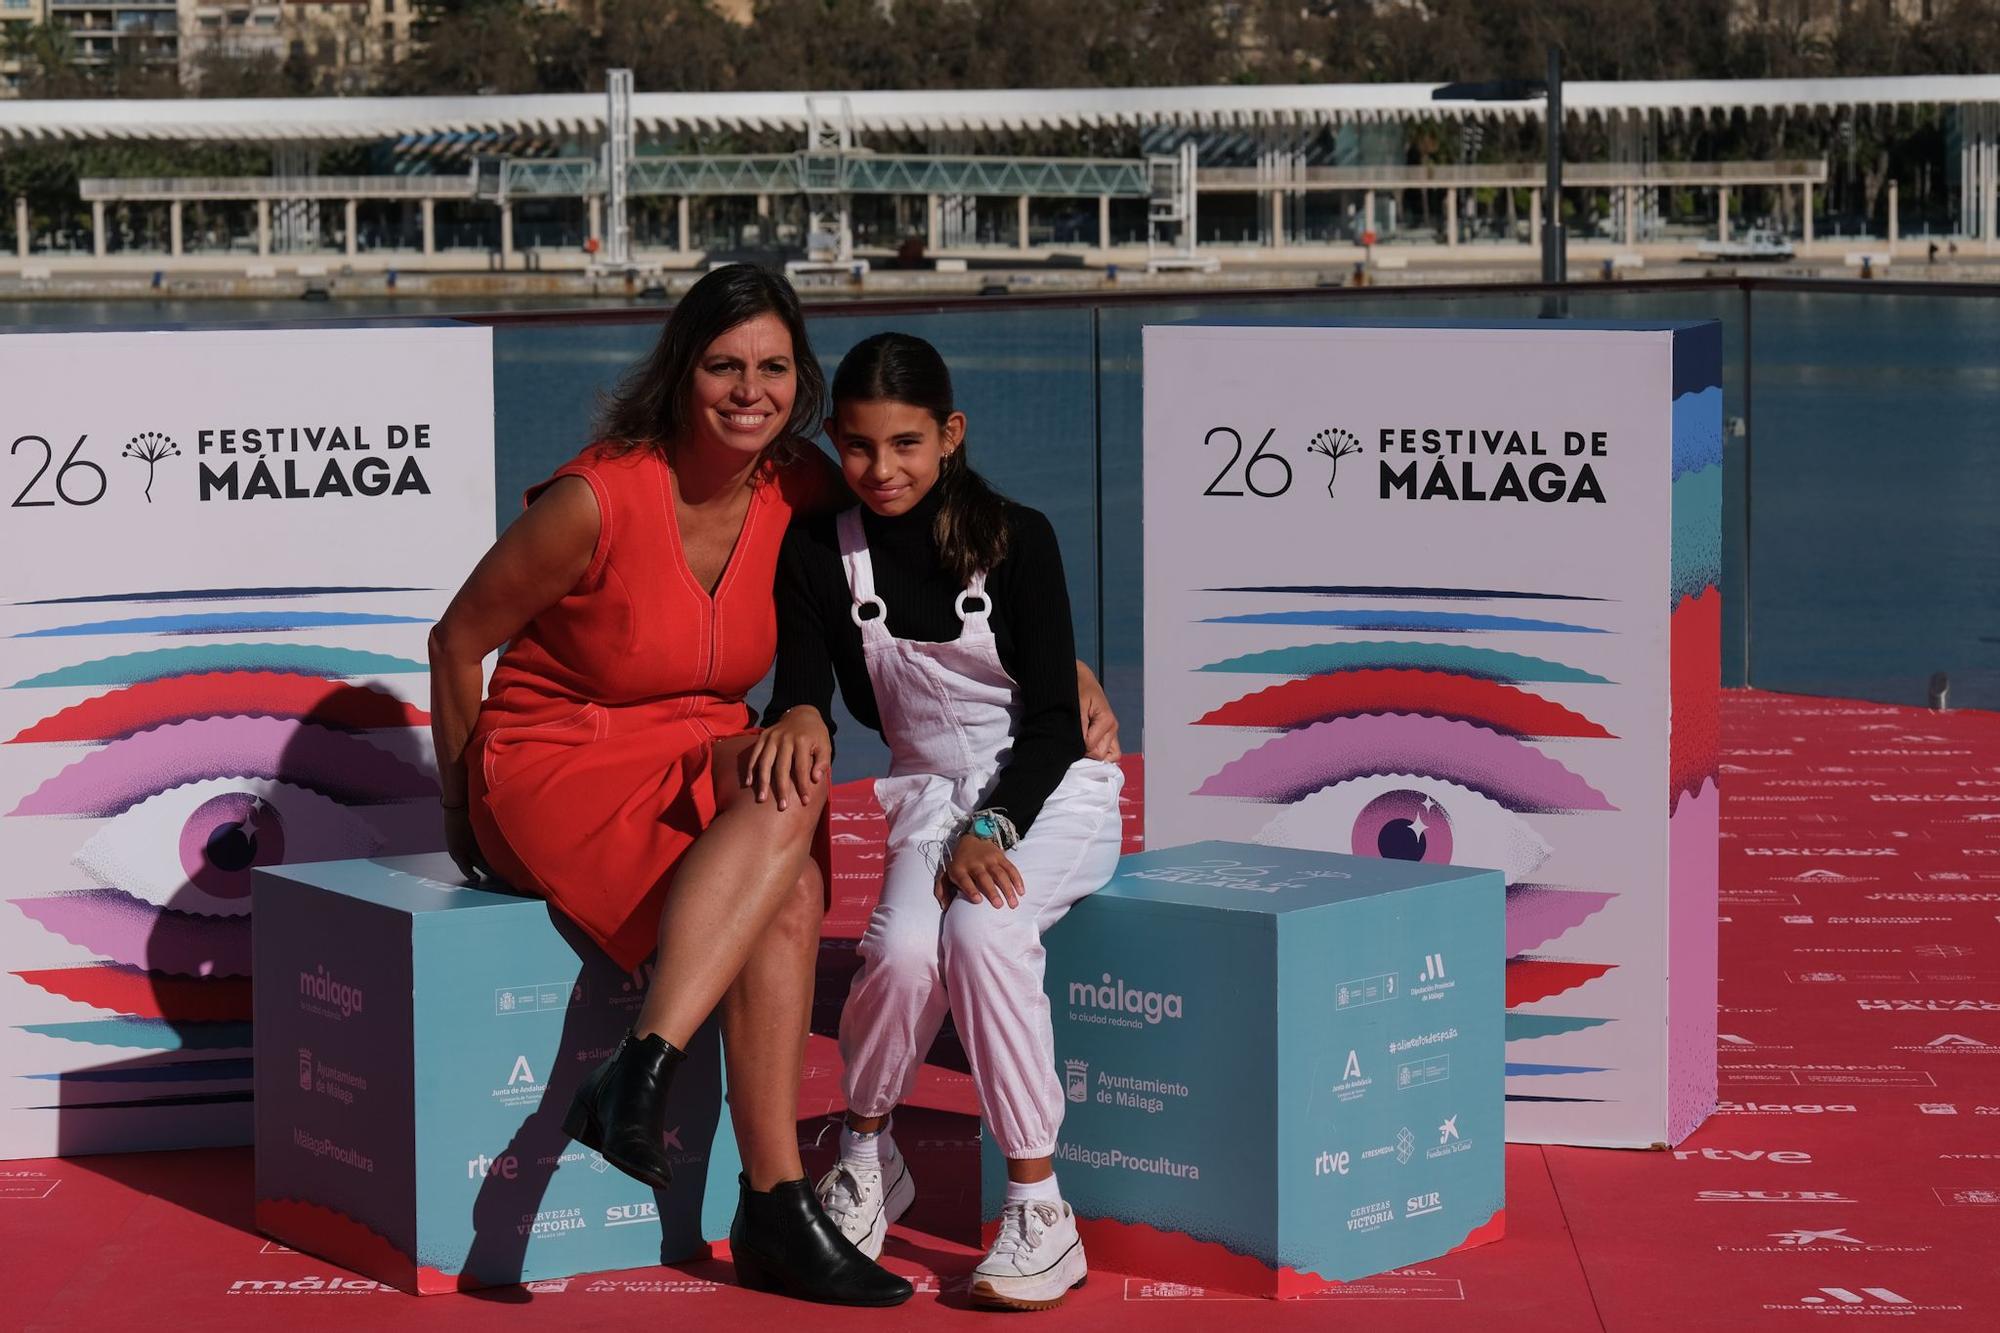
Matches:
[1887,179,1899,246]
[14,196,27,258]
[1718,185,1730,243]
[1097,194,1109,249]
[344,199,357,257]
[420,198,435,256]
[169,200,183,257]
[1444,188,1458,247]
[92,200,106,258]
[1270,188,1285,248]
[677,196,691,254]
[588,195,601,246]
[1802,181,1814,245]
[1363,188,1376,238]
[1017,195,1030,252]
[927,193,941,248]
[256,199,270,256]
[1623,186,1638,246]
[1528,187,1541,249]
[499,201,513,266]
[1986,126,1999,249]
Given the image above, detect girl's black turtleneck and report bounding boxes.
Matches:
[763,485,1086,836]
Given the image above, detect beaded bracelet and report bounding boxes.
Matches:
[963,808,1020,851]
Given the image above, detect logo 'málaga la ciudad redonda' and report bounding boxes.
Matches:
[1067,972,1184,1027]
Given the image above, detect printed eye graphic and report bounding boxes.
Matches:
[1196,669,1612,740]
[1195,640,1611,685]
[74,778,382,916]
[10,672,424,743]
[1195,714,1613,815]
[1253,774,1552,884]
[10,714,431,917]
[11,715,435,817]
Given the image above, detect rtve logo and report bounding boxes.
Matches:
[1313,1149,1351,1177]
[467,1152,519,1181]
[1673,1148,1813,1163]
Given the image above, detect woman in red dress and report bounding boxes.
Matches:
[430,266,1118,1306]
[428,266,906,1305]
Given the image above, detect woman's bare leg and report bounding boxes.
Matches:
[635,732,824,1046]
[719,858,822,1189]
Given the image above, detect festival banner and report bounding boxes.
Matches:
[0,325,494,1158]
[1141,322,1720,1148]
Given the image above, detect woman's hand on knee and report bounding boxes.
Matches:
[743,706,830,812]
[937,833,1023,910]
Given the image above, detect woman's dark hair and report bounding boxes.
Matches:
[831,331,1010,583]
[594,264,825,473]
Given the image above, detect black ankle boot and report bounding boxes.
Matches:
[561,1031,686,1190]
[729,1174,914,1306]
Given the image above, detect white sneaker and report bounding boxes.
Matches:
[970,1200,1088,1311]
[813,1152,915,1261]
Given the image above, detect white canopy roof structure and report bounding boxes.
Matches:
[2,75,1997,145]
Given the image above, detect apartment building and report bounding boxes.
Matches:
[178,0,416,89]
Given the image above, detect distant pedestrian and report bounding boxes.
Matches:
[1928,241,1939,264]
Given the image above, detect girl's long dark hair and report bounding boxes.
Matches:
[832,332,1010,583]
[594,264,826,473]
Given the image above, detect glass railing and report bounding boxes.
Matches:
[11,276,1985,766]
[480,276,2000,758]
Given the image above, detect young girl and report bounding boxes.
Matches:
[748,332,1124,1311]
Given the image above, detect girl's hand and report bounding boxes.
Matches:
[938,833,1024,910]
[745,706,829,812]
[1076,660,1121,762]
[444,805,489,883]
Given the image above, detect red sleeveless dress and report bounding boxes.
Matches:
[467,443,837,970]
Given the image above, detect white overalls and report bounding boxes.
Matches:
[834,509,1125,1159]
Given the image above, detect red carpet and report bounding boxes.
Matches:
[5,691,1999,1330]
